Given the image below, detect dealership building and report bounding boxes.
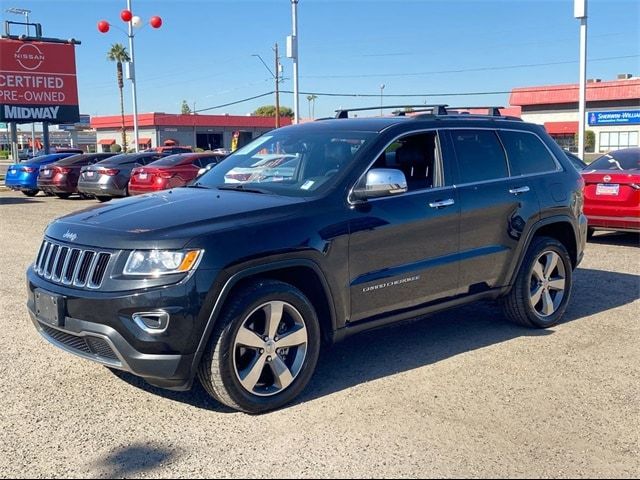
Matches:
[91,113,291,152]
[509,75,640,154]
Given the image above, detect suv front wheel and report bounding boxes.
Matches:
[198,279,321,413]
[502,236,573,328]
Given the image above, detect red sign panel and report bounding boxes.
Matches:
[0,38,80,124]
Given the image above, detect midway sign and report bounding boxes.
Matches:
[0,38,80,124]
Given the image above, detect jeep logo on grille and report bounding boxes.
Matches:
[62,230,77,242]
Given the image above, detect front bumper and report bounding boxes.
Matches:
[26,267,218,390]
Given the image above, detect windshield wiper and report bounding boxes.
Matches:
[186,182,211,189]
[217,184,268,194]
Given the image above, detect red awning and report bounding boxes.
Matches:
[544,121,579,135]
[98,139,115,145]
[138,137,151,144]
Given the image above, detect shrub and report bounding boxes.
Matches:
[110,144,122,153]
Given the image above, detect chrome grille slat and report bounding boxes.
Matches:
[53,247,69,281]
[75,251,96,287]
[41,243,53,276]
[45,245,60,278]
[34,240,111,289]
[63,249,80,284]
[35,242,46,271]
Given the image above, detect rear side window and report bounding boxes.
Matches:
[449,130,508,183]
[500,130,558,175]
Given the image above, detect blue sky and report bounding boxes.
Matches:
[4,0,639,119]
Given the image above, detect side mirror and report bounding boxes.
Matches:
[352,168,408,201]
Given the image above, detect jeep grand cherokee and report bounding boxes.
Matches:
[27,106,587,413]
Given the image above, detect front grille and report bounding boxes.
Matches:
[41,325,119,362]
[34,240,112,289]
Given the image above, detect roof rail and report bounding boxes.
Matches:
[446,106,505,117]
[334,104,448,119]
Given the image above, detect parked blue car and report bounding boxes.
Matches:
[5,153,77,197]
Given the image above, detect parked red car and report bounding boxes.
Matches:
[582,147,640,237]
[37,153,116,198]
[128,152,226,195]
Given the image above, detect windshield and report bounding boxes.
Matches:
[589,149,640,171]
[195,129,375,197]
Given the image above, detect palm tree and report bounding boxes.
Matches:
[107,43,131,151]
[306,94,318,119]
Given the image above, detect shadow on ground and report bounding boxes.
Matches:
[94,443,180,479]
[112,267,640,412]
[0,196,44,205]
[588,231,639,247]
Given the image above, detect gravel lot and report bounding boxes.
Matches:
[0,190,638,479]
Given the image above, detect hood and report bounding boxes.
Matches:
[45,187,306,249]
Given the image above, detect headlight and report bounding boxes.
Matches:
[123,249,203,276]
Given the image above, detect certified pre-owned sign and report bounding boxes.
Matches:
[0,38,80,124]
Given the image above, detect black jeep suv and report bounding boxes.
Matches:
[27,107,587,413]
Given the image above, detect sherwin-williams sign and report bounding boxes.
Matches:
[588,110,640,126]
[0,38,80,124]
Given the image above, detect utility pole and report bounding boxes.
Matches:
[274,43,281,129]
[575,0,588,159]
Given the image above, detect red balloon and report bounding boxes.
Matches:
[97,20,110,33]
[150,16,162,29]
[120,9,133,22]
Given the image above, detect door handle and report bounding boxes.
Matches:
[509,186,530,195]
[429,199,455,209]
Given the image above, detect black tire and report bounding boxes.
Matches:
[587,227,595,240]
[502,236,573,328]
[55,193,72,199]
[96,196,111,202]
[22,189,38,197]
[198,279,321,414]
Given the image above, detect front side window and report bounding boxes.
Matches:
[196,129,375,197]
[365,131,442,191]
[500,130,558,175]
[449,130,508,183]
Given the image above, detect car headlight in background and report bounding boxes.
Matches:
[123,249,203,276]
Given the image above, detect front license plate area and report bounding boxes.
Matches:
[35,289,65,327]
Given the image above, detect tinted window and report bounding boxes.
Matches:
[589,149,640,171]
[500,130,557,175]
[450,130,508,183]
[94,153,158,166]
[148,154,191,167]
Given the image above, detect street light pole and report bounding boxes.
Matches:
[380,84,385,116]
[100,4,162,152]
[274,43,281,129]
[291,0,300,124]
[575,0,588,160]
[6,7,37,155]
[127,0,140,152]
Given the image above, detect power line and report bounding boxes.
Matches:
[301,54,640,79]
[193,91,275,113]
[187,80,638,114]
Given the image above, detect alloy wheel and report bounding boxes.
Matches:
[232,301,308,397]
[529,250,566,317]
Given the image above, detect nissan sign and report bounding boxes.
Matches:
[0,38,80,124]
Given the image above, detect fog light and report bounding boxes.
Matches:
[132,311,170,333]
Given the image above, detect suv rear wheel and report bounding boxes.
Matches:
[502,236,573,328]
[198,279,321,413]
